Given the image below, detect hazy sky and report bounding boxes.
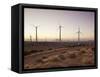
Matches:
[24,8,94,41]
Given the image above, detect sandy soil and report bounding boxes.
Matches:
[24,43,94,69]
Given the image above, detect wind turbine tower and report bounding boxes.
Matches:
[36,26,38,42]
[33,25,38,42]
[77,27,81,45]
[30,35,32,42]
[59,25,62,42]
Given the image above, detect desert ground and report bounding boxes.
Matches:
[24,41,95,69]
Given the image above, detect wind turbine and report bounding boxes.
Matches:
[59,25,63,42]
[77,27,81,45]
[33,25,38,42]
[30,35,32,42]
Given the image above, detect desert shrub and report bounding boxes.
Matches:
[31,50,39,53]
[40,50,44,52]
[24,50,40,56]
[24,51,29,55]
[81,50,86,53]
[58,54,65,60]
[51,58,60,62]
[42,56,47,59]
[25,66,29,69]
[48,48,52,50]
[77,48,81,51]
[25,65,30,69]
[84,60,92,64]
[36,59,43,63]
[78,50,86,55]
[24,51,32,56]
[69,53,77,59]
[92,47,94,51]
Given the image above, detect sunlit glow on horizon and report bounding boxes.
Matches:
[24,8,94,41]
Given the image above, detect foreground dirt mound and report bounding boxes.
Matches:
[24,46,94,69]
